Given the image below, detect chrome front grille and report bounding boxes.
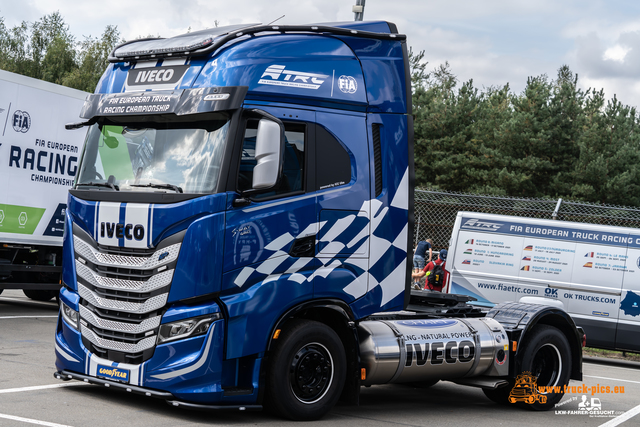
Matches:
[80,306,162,333]
[74,236,181,270]
[81,324,157,353]
[78,284,168,314]
[72,225,182,364]
[76,261,174,292]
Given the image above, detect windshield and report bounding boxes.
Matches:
[75,115,229,194]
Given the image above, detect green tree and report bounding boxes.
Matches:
[0,20,30,75]
[413,63,486,191]
[63,25,122,92]
[29,12,76,81]
[493,67,585,198]
[0,12,77,82]
[571,94,640,206]
[0,12,122,92]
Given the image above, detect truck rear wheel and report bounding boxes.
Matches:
[23,289,58,302]
[519,325,570,410]
[483,325,570,410]
[265,319,346,420]
[482,325,571,411]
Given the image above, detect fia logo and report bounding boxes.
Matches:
[13,110,31,133]
[338,75,357,94]
[258,65,329,90]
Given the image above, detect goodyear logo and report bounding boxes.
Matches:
[97,365,130,382]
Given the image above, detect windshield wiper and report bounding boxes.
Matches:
[80,181,120,191]
[129,183,183,193]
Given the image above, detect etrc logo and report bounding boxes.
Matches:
[462,218,503,232]
[12,110,31,133]
[258,65,329,90]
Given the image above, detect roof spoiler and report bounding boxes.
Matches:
[109,24,406,63]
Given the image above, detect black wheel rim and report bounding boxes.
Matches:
[531,343,561,391]
[289,342,334,404]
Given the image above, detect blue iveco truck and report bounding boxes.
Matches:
[54,22,584,420]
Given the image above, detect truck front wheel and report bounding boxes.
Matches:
[265,319,346,420]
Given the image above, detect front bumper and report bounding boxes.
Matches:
[55,309,263,408]
[53,370,261,411]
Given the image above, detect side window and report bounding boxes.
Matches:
[315,125,351,191]
[238,120,306,198]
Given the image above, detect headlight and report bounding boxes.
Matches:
[61,302,79,330]
[157,313,220,344]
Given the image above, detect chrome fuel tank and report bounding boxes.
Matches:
[358,317,509,385]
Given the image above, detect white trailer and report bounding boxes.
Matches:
[0,70,88,300]
[447,212,640,352]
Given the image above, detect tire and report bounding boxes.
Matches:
[483,325,571,410]
[265,319,346,421]
[23,289,58,302]
[518,325,571,410]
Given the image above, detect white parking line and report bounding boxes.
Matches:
[584,375,640,385]
[0,316,58,319]
[0,413,73,427]
[599,403,640,427]
[587,364,640,372]
[0,383,88,394]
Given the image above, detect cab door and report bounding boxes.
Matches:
[221,106,319,359]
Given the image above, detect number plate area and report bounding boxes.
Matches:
[97,364,130,383]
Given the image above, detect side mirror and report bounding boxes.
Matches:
[252,118,283,190]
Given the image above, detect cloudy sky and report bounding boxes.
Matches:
[2,0,640,107]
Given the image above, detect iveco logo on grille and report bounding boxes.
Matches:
[100,222,145,240]
[127,65,189,87]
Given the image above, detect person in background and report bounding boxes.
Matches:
[412,239,432,289]
[412,249,448,292]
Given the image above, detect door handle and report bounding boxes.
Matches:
[289,235,315,258]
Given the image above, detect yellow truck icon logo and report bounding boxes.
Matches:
[508,372,548,404]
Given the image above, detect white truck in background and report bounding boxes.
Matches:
[447,212,640,352]
[0,70,87,301]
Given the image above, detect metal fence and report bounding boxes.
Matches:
[414,188,640,252]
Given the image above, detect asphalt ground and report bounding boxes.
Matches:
[1,289,639,427]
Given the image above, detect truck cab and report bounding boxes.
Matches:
[55,21,413,419]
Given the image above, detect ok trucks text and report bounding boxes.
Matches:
[54,22,584,420]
